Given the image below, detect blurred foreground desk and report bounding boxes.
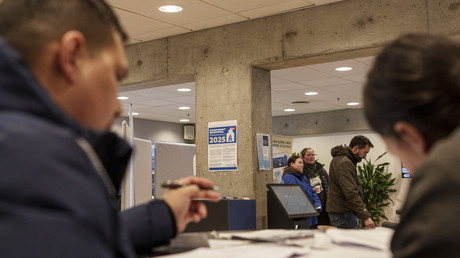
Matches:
[153,228,394,258]
[184,199,256,232]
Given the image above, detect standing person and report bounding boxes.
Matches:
[0,1,219,257]
[301,148,330,225]
[282,155,322,228]
[326,135,375,229]
[364,33,460,257]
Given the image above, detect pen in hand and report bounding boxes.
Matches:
[161,180,219,191]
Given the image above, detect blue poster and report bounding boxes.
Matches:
[208,120,238,171]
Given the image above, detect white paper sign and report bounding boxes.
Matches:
[208,120,238,171]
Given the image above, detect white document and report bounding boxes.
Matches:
[326,227,394,251]
[156,243,309,258]
[208,120,238,171]
[218,229,314,242]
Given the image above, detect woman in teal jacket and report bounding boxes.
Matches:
[282,155,322,228]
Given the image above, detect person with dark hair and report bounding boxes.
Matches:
[300,147,330,225]
[0,0,219,257]
[364,33,460,258]
[326,135,375,229]
[282,155,322,228]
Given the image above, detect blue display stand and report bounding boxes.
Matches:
[184,199,256,232]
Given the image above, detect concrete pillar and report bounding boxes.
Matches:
[194,65,274,229]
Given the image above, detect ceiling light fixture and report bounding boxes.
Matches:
[284,108,295,112]
[178,106,190,110]
[177,88,191,92]
[335,66,353,71]
[159,5,183,13]
[347,102,360,106]
[180,119,190,122]
[291,101,309,104]
[304,92,318,96]
[117,96,129,100]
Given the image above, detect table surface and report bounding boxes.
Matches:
[151,228,394,258]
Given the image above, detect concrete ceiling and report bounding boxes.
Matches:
[118,56,375,124]
[107,0,344,44]
[109,0,375,124]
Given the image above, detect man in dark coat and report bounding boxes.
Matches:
[326,135,375,229]
[0,1,219,257]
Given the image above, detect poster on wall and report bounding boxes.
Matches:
[208,120,238,171]
[256,133,271,171]
[272,136,293,183]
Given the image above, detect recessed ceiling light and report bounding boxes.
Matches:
[180,119,190,122]
[304,92,318,96]
[178,106,190,110]
[159,5,183,13]
[177,88,191,92]
[335,66,353,71]
[284,108,295,112]
[117,96,129,100]
[132,112,139,115]
[347,102,360,106]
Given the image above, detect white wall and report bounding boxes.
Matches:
[292,130,411,224]
[112,117,185,143]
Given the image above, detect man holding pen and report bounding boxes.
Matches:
[0,0,219,257]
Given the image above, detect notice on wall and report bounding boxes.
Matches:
[208,120,238,171]
[256,133,271,171]
[272,136,293,183]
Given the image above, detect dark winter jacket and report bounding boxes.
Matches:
[303,161,329,205]
[326,145,370,219]
[0,37,174,257]
[392,127,460,258]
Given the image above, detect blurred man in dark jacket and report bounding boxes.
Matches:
[0,1,219,257]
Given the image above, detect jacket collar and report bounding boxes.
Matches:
[282,166,302,177]
[331,145,359,165]
[0,37,131,191]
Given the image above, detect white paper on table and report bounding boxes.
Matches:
[155,243,309,258]
[208,239,251,249]
[325,227,394,251]
[218,229,314,242]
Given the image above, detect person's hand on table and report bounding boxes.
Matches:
[364,217,375,229]
[163,177,220,233]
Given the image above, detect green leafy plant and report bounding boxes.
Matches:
[358,152,397,227]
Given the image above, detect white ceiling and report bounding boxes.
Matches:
[110,0,375,124]
[118,56,375,123]
[107,0,344,44]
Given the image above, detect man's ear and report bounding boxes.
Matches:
[58,31,86,83]
[393,121,428,154]
[351,145,360,154]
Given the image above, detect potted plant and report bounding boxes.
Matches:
[358,152,397,227]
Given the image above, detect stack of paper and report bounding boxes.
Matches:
[157,244,309,258]
[218,229,314,242]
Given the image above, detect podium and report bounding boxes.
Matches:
[266,184,318,229]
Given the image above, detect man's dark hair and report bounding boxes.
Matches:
[364,33,460,149]
[349,135,374,149]
[0,0,127,65]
